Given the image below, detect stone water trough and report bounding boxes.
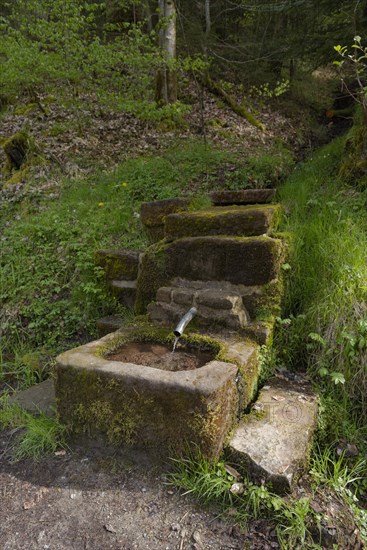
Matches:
[51,191,318,491]
[55,323,259,459]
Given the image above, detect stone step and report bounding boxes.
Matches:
[9,379,56,416]
[96,314,123,337]
[210,189,276,206]
[165,236,284,286]
[226,375,318,494]
[165,205,281,240]
[109,280,137,309]
[95,249,142,280]
[148,299,249,331]
[140,198,190,241]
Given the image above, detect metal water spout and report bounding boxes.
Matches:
[173,307,197,337]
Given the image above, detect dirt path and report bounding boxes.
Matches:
[0,433,278,550]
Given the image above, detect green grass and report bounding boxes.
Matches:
[276,137,367,433]
[0,140,233,388]
[168,451,318,549]
[0,399,67,461]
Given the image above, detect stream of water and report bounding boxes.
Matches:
[172,336,179,354]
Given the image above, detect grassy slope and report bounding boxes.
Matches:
[0,141,233,386]
[278,136,367,443]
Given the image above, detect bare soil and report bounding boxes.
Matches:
[106,343,214,371]
[0,432,279,550]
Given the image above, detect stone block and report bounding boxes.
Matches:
[165,205,281,240]
[197,308,248,330]
[55,329,238,459]
[210,189,276,206]
[140,198,190,242]
[209,335,259,409]
[95,249,141,280]
[196,289,241,310]
[147,301,186,328]
[96,315,123,337]
[172,288,195,306]
[9,379,56,416]
[156,287,173,303]
[165,236,283,286]
[109,280,137,309]
[227,375,318,494]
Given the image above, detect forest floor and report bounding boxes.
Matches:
[1,83,360,550]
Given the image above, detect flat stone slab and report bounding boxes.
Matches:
[9,379,56,416]
[210,189,276,206]
[227,375,318,493]
[165,236,283,286]
[165,205,281,240]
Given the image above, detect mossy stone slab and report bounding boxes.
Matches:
[95,249,142,280]
[210,189,276,206]
[227,375,318,494]
[165,236,283,286]
[165,205,281,240]
[140,198,191,242]
[140,198,190,227]
[55,330,238,459]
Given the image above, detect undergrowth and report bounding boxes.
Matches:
[273,136,367,513]
[168,451,320,549]
[277,136,367,436]
[0,398,67,461]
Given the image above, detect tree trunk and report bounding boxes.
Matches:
[155,0,177,104]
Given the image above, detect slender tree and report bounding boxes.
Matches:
[156,0,177,104]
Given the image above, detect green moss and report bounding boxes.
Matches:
[95,321,223,358]
[95,250,140,280]
[5,167,29,186]
[134,240,170,313]
[14,103,37,116]
[338,108,367,186]
[3,130,33,171]
[165,205,282,240]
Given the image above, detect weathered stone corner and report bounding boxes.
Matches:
[226,375,319,494]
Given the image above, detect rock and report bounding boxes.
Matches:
[9,379,55,416]
[109,280,137,309]
[140,198,190,242]
[165,205,281,240]
[95,249,142,280]
[227,376,318,494]
[210,189,276,206]
[96,315,123,337]
[230,482,244,495]
[3,130,31,170]
[55,329,238,459]
[165,236,284,286]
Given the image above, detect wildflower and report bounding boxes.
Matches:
[122,182,128,187]
[98,202,105,207]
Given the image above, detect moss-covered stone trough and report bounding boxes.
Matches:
[55,324,242,459]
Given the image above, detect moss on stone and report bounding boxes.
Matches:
[3,130,33,171]
[164,205,282,241]
[164,236,284,286]
[134,240,170,314]
[95,250,141,280]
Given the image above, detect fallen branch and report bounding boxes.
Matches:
[200,74,266,132]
